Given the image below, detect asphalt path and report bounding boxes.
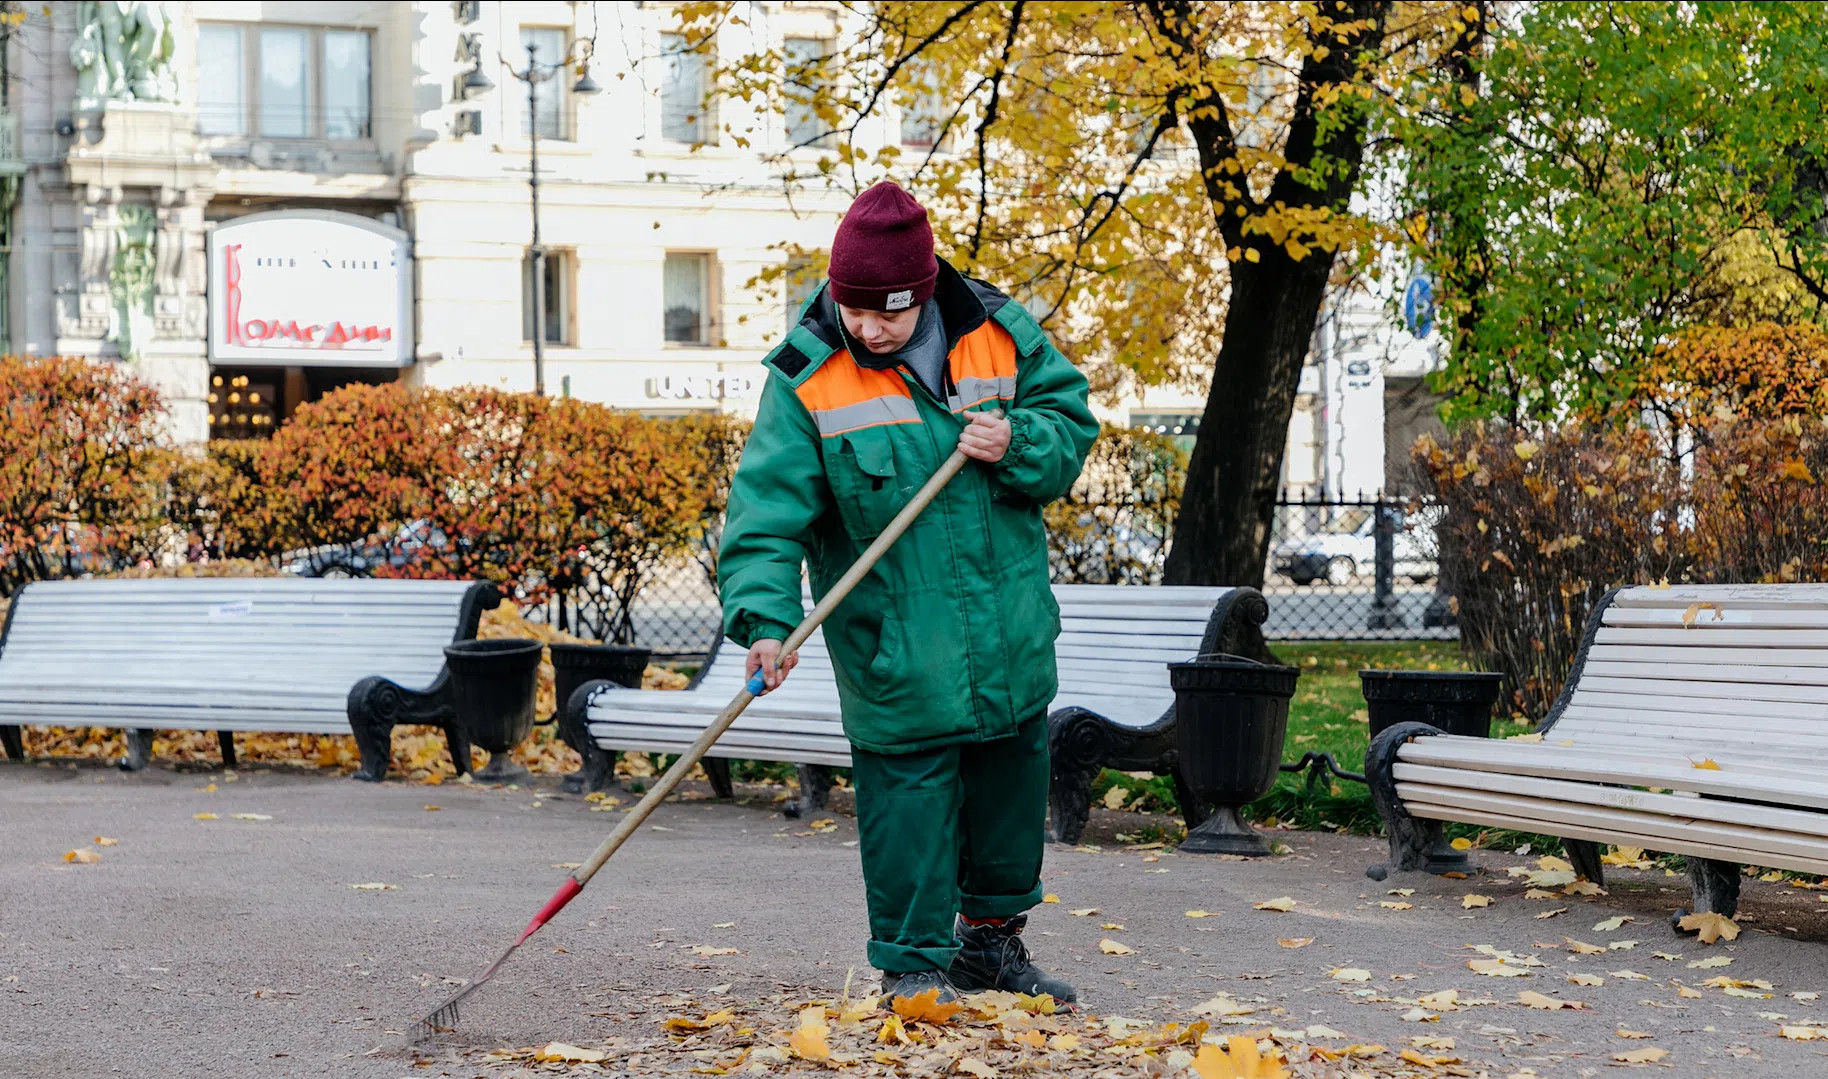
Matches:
[6,761,1826,1078]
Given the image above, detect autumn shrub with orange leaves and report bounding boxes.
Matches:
[201,383,745,636]
[0,355,176,595]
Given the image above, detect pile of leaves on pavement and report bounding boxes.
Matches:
[447,985,1446,1078]
[9,587,691,781]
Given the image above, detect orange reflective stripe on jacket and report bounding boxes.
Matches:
[793,323,1019,436]
[947,321,1019,412]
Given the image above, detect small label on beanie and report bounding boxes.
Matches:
[885,289,913,311]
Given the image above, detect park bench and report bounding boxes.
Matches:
[0,577,500,781]
[1366,583,1828,924]
[560,584,1274,840]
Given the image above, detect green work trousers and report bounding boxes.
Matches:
[849,714,1049,973]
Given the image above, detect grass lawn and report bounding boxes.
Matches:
[1094,639,1542,841]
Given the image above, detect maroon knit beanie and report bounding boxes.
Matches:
[827,182,937,312]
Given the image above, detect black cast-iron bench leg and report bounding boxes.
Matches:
[0,725,23,761]
[704,757,735,799]
[217,731,237,770]
[559,680,619,794]
[1673,857,1742,929]
[785,764,832,819]
[121,728,155,772]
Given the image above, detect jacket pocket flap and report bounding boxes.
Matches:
[841,433,898,479]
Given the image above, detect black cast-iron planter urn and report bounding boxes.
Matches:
[549,642,651,713]
[444,638,543,782]
[1359,669,1504,744]
[1358,669,1503,873]
[1168,653,1300,856]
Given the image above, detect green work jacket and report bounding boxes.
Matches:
[718,262,1098,754]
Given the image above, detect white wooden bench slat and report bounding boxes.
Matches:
[1395,763,1828,835]
[1595,625,1828,649]
[1587,642,1828,667]
[1406,737,1824,783]
[1568,686,1828,718]
[1582,659,1828,688]
[1602,606,1828,630]
[1555,710,1828,746]
[1611,584,1828,608]
[1396,737,1828,810]
[1401,792,1828,877]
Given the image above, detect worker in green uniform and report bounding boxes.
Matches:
[718,181,1098,1006]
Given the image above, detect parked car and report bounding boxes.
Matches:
[280,519,453,578]
[1272,507,1438,587]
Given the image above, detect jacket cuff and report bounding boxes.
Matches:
[994,409,1039,476]
[733,612,796,649]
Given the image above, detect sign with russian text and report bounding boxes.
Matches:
[208,210,412,367]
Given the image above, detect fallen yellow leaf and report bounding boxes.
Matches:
[1331,968,1372,982]
[1450,837,1473,851]
[890,987,962,1025]
[1692,758,1721,770]
[1099,938,1136,956]
[957,1057,998,1079]
[1781,1025,1828,1041]
[876,1014,909,1046]
[688,945,739,957]
[230,813,272,821]
[94,837,118,846]
[1568,974,1604,987]
[534,1042,607,1063]
[1677,985,1704,998]
[788,1006,831,1061]
[1418,989,1459,1010]
[192,813,219,821]
[1518,990,1582,1010]
[1535,908,1568,920]
[1191,1035,1289,1079]
[1565,938,1607,955]
[1593,915,1631,931]
[1612,1047,1668,1064]
[1069,908,1098,917]
[1100,923,1126,931]
[63,849,100,864]
[1380,901,1414,910]
[1462,894,1492,909]
[1676,910,1740,944]
[1185,910,1218,919]
[1615,1029,1652,1039]
[1041,893,1060,904]
[1254,897,1296,912]
[1277,937,1313,949]
[348,882,397,890]
[1680,602,1722,628]
[1388,888,1416,897]
[1048,1033,1080,1051]
[1468,959,1531,977]
[423,805,441,811]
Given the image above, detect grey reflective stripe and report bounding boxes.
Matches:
[810,394,922,436]
[953,376,1016,409]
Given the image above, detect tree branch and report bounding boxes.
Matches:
[970,0,1026,260]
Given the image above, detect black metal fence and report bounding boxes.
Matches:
[521,492,1455,660]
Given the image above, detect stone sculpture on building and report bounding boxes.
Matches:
[70,1,177,109]
[109,204,157,362]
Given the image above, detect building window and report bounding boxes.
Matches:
[198,25,244,136]
[898,66,950,151]
[784,255,821,334]
[660,32,714,145]
[783,37,831,149]
[522,250,573,345]
[664,253,714,345]
[518,26,568,139]
[207,371,280,438]
[196,23,372,141]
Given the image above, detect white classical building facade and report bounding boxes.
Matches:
[1,0,1436,491]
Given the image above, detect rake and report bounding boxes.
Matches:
[408,423,986,1042]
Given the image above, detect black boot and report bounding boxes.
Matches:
[949,915,1078,1004]
[880,968,960,1008]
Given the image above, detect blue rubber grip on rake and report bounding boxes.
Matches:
[746,670,767,695]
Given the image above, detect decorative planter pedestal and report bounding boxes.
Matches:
[550,643,651,709]
[1359,669,1504,873]
[444,639,542,782]
[1168,653,1300,856]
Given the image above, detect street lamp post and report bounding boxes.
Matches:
[507,41,601,396]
